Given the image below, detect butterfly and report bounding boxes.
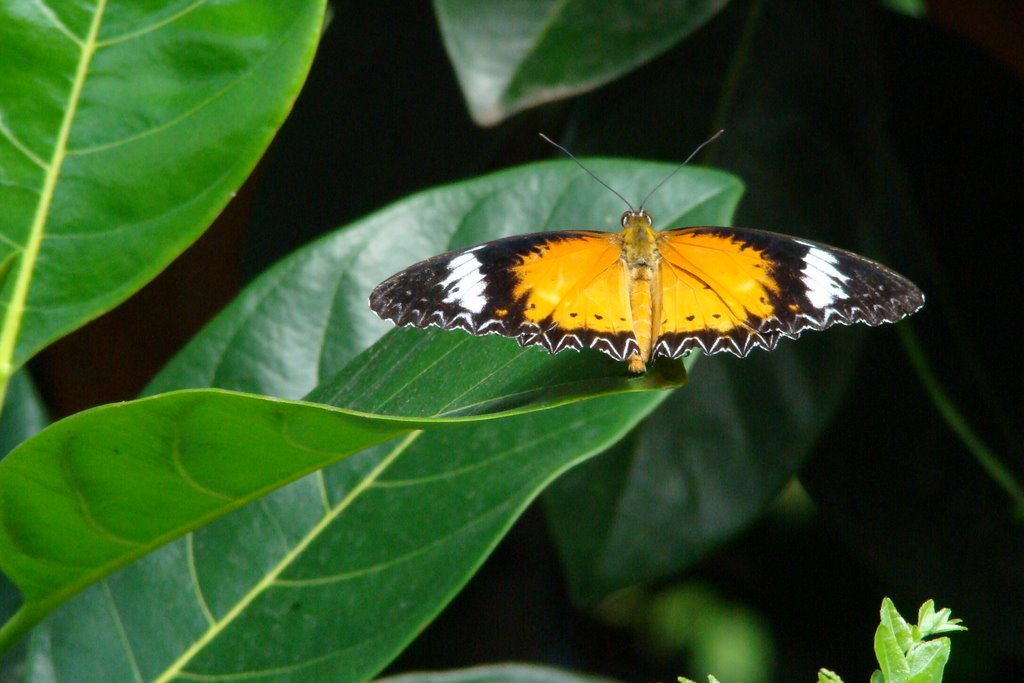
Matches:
[369,140,924,374]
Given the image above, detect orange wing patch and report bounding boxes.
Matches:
[655,228,781,356]
[510,232,637,358]
[369,230,640,361]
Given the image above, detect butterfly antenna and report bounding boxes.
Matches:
[637,129,725,210]
[539,133,635,212]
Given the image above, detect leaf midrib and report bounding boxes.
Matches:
[0,0,108,408]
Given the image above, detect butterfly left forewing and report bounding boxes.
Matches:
[370,230,640,361]
[654,226,924,358]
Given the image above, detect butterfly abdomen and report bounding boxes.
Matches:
[627,270,656,373]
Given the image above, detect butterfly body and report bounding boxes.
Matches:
[370,209,924,373]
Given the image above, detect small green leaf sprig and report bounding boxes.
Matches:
[675,598,965,683]
[870,598,966,683]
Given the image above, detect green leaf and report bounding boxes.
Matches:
[870,599,965,683]
[0,0,325,399]
[24,392,666,680]
[878,0,926,18]
[0,339,677,655]
[378,663,617,683]
[880,597,915,656]
[147,159,743,399]
[0,370,47,459]
[875,618,911,683]
[904,639,950,683]
[817,669,843,683]
[18,161,741,678]
[914,600,966,639]
[547,339,852,602]
[433,0,730,125]
[547,0,887,602]
[0,391,416,652]
[310,327,685,418]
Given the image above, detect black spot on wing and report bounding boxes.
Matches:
[653,226,924,359]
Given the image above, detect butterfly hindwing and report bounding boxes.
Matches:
[370,231,640,360]
[653,226,925,358]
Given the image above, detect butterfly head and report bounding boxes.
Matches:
[618,208,651,229]
[620,209,659,260]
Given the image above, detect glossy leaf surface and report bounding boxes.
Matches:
[147,159,742,399]
[18,161,740,679]
[433,0,730,125]
[0,0,324,379]
[0,336,680,653]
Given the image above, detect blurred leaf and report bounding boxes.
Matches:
[0,371,47,677]
[548,0,897,602]
[627,582,773,683]
[378,663,617,683]
[0,0,325,393]
[547,338,854,602]
[0,370,47,459]
[800,8,1023,658]
[433,0,730,125]
[878,0,926,18]
[20,162,739,680]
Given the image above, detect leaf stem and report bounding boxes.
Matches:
[0,606,41,659]
[0,1,107,416]
[899,324,1024,519]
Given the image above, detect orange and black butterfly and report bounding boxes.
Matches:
[370,141,923,374]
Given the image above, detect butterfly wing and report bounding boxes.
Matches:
[654,226,925,358]
[370,231,640,361]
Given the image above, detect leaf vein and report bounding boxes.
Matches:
[0,112,48,169]
[95,0,207,48]
[30,0,84,45]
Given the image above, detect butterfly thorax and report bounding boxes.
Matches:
[617,210,662,373]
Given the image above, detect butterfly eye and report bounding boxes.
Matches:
[621,212,630,227]
[643,211,653,225]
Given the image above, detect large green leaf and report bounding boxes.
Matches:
[147,159,742,398]
[0,390,417,649]
[25,393,665,682]
[15,161,741,679]
[0,317,684,653]
[433,0,730,125]
[0,0,324,400]
[0,353,672,657]
[546,0,911,602]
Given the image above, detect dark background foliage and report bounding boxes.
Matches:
[28,1,1022,681]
